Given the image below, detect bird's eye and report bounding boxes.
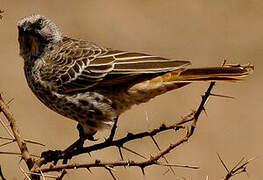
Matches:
[38,19,43,25]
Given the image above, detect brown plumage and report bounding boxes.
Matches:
[17,14,253,136]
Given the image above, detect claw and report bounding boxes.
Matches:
[87,135,98,141]
[41,124,98,164]
[41,150,63,164]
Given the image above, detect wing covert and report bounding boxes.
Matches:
[40,37,191,94]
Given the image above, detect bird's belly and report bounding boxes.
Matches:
[27,80,116,132]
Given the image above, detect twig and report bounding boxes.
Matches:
[0,117,15,139]
[217,153,255,180]
[0,151,40,158]
[0,136,45,146]
[35,123,187,167]
[0,140,15,148]
[19,166,31,180]
[38,157,198,173]
[216,152,229,173]
[0,94,34,169]
[188,82,215,137]
[151,136,176,175]
[40,170,46,180]
[156,162,199,169]
[20,165,58,179]
[121,146,146,159]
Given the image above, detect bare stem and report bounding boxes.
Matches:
[0,94,34,170]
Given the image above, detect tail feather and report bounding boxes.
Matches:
[174,64,254,82]
[126,63,253,109]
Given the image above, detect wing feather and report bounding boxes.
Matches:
[40,37,191,94]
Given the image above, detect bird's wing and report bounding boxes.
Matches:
[41,37,191,94]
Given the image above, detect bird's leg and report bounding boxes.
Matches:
[41,123,96,164]
[61,123,97,163]
[105,116,119,142]
[64,124,96,152]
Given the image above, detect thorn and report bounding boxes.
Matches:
[0,116,15,139]
[150,136,161,151]
[202,107,208,118]
[140,166,145,175]
[160,124,167,130]
[221,58,227,67]
[88,152,92,157]
[121,146,147,159]
[106,167,116,180]
[19,166,32,180]
[149,136,177,174]
[40,170,46,180]
[216,152,229,173]
[245,167,250,178]
[106,165,116,172]
[0,140,15,148]
[186,126,190,136]
[126,132,134,137]
[157,162,199,169]
[95,159,101,164]
[6,98,14,106]
[86,167,92,174]
[162,169,170,175]
[118,146,124,161]
[210,93,235,99]
[230,156,246,172]
[0,136,45,147]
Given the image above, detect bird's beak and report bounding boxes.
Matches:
[20,21,32,32]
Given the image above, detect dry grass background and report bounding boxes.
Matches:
[0,0,261,179]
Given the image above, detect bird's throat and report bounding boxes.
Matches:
[18,31,48,61]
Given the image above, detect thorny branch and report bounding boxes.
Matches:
[39,159,200,173]
[0,82,214,179]
[0,94,34,170]
[0,82,253,179]
[30,82,216,177]
[216,153,254,180]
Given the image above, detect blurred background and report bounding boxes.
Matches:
[0,0,261,179]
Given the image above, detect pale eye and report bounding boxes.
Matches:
[38,19,43,25]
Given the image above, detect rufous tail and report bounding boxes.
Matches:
[128,64,254,104]
[172,64,254,82]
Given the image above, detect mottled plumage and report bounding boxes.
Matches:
[17,14,253,136]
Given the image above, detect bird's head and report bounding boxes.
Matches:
[17,14,62,60]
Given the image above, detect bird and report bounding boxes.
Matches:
[17,14,253,149]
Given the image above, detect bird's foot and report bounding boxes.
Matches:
[41,136,94,164]
[41,150,63,165]
[41,124,97,164]
[105,116,119,142]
